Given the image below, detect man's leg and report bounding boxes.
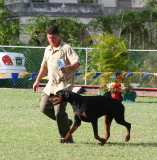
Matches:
[40,93,56,120]
[40,93,73,143]
[54,102,74,143]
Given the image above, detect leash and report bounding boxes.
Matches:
[63,74,68,91]
[77,113,82,120]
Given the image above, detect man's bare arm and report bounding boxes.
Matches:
[33,67,48,92]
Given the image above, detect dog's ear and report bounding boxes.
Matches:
[49,93,54,98]
[63,90,70,99]
[57,90,70,100]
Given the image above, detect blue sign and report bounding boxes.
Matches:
[57,59,65,69]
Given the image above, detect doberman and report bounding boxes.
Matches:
[49,90,131,145]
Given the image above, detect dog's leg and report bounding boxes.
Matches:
[61,114,81,143]
[104,115,113,142]
[91,120,106,145]
[123,121,131,142]
[114,115,131,142]
[61,124,80,142]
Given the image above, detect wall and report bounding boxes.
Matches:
[5,0,28,4]
[99,0,116,7]
[5,0,147,7]
[49,0,78,3]
[132,0,146,7]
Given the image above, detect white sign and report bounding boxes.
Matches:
[57,59,65,69]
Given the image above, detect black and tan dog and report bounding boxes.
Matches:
[49,90,131,145]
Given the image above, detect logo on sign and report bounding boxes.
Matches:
[57,59,65,69]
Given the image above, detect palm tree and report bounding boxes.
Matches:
[89,32,129,72]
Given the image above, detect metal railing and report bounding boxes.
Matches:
[0,45,157,88]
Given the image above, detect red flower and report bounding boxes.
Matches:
[115,75,123,80]
[115,82,121,88]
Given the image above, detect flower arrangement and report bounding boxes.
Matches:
[107,81,125,93]
[98,74,136,102]
[100,75,124,94]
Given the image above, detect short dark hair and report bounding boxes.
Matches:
[45,26,60,34]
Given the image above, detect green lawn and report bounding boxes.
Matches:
[0,89,157,160]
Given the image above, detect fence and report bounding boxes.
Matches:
[0,45,157,89]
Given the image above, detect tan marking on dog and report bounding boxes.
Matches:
[80,112,87,118]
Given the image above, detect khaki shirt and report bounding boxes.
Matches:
[41,40,80,95]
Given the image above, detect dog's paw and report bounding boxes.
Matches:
[99,138,106,146]
[125,135,130,142]
[60,138,74,144]
[60,138,66,143]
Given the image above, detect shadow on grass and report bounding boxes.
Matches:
[135,101,157,103]
[107,142,157,147]
[79,141,157,147]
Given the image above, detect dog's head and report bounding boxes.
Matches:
[49,90,70,105]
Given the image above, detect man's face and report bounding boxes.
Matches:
[47,34,60,48]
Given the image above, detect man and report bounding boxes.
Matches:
[33,26,80,143]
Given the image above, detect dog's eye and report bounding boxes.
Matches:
[49,94,54,97]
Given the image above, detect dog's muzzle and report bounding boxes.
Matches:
[49,97,63,105]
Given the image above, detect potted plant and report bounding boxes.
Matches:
[98,74,136,102]
[98,75,124,102]
[89,32,129,73]
[123,89,137,102]
[89,32,130,100]
[108,80,123,102]
[122,76,137,102]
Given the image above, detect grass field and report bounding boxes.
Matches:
[0,89,157,160]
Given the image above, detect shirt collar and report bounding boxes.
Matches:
[49,40,64,52]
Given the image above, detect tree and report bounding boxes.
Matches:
[88,32,129,88]
[52,16,87,47]
[21,14,52,46]
[119,10,148,48]
[87,14,119,34]
[144,0,157,47]
[22,15,87,47]
[0,0,19,45]
[146,0,157,10]
[89,32,129,72]
[87,11,146,48]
